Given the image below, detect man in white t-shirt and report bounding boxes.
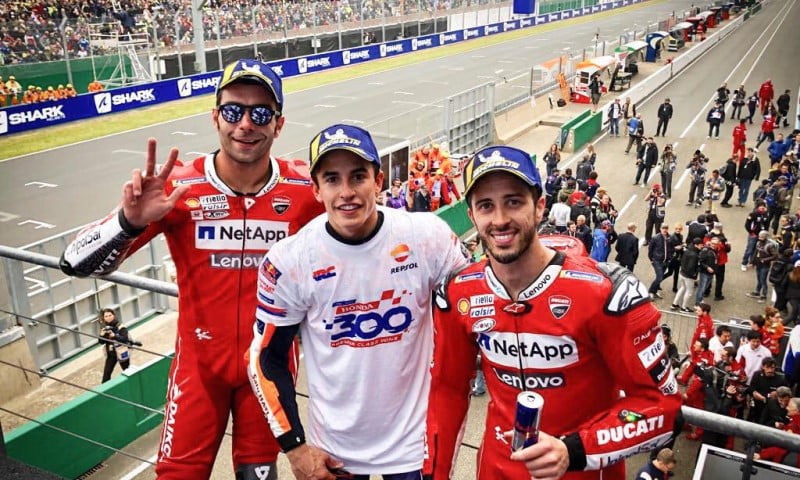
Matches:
[736,330,774,384]
[246,124,468,480]
[708,324,734,363]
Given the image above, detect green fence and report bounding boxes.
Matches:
[0,56,132,95]
[559,108,592,149]
[571,111,602,151]
[436,199,473,237]
[5,354,172,479]
[538,0,600,14]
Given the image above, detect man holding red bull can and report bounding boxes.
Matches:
[424,146,682,479]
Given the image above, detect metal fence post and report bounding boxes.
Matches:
[2,257,41,371]
[174,16,184,77]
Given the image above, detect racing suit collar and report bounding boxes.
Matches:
[204,153,280,197]
[484,251,565,301]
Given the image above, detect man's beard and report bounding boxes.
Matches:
[480,226,535,265]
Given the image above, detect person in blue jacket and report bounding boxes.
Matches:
[590,220,612,262]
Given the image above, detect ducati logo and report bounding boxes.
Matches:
[272,195,291,215]
[548,295,571,319]
[503,302,531,315]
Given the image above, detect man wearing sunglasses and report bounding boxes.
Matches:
[247,124,468,480]
[60,59,324,479]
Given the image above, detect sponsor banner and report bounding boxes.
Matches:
[478,332,579,369]
[462,27,484,40]
[503,20,519,31]
[411,35,437,51]
[1,0,643,136]
[438,30,463,45]
[342,45,379,65]
[380,39,412,57]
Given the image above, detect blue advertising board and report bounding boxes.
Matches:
[0,0,647,137]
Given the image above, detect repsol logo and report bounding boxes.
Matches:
[596,416,664,446]
[464,28,480,39]
[7,106,65,125]
[478,332,578,368]
[493,367,565,390]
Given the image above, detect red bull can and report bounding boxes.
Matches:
[511,391,544,452]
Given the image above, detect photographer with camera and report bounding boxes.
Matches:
[98,308,140,383]
[698,346,748,448]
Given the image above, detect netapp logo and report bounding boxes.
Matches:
[478,332,578,368]
[210,252,263,269]
[94,89,156,114]
[178,77,220,97]
[439,33,458,44]
[464,28,480,39]
[195,220,289,250]
[343,49,370,64]
[5,106,66,128]
[484,25,499,35]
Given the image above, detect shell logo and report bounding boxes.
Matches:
[457,298,470,315]
[391,244,411,263]
[185,198,200,208]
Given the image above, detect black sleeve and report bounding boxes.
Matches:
[259,324,305,451]
[116,326,130,345]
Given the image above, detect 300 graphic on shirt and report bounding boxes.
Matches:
[326,305,413,341]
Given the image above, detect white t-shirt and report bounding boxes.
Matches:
[736,344,773,384]
[256,207,468,474]
[708,336,734,363]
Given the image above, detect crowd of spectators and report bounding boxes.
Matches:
[0,0,477,65]
[381,143,463,212]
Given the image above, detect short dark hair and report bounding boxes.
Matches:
[762,357,777,368]
[697,338,709,350]
[746,330,761,341]
[698,302,711,313]
[716,325,731,336]
[750,314,765,328]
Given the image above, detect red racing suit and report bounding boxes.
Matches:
[690,312,714,349]
[60,154,324,479]
[425,253,682,480]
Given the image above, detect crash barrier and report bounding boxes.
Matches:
[559,108,592,149]
[0,0,651,137]
[566,110,603,152]
[4,353,172,479]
